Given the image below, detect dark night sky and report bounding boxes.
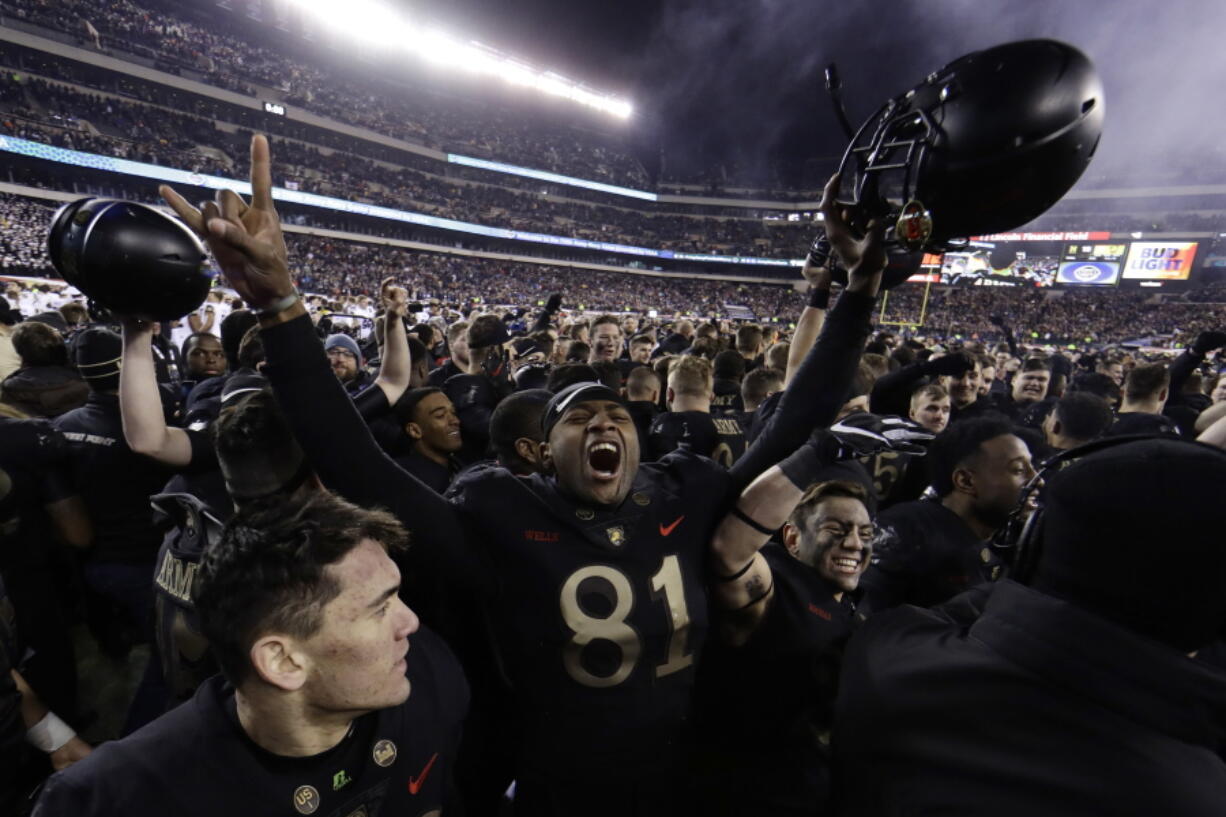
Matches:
[409,0,1226,187]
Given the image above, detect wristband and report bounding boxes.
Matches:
[26,711,76,753]
[256,290,301,318]
[807,287,830,310]
[778,439,830,491]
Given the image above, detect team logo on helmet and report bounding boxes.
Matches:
[896,200,933,250]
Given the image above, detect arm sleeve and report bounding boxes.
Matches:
[260,315,490,606]
[1165,350,1200,407]
[1004,325,1020,359]
[352,382,391,423]
[869,362,929,417]
[728,291,874,494]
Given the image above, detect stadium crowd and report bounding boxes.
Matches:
[0,71,812,258]
[0,0,652,188]
[2,191,1224,348]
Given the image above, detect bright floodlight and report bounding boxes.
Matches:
[284,0,633,119]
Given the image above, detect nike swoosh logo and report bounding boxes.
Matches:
[659,516,685,537]
[407,752,439,795]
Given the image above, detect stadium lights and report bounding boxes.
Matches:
[284,0,633,119]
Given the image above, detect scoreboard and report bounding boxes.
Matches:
[1056,243,1126,286]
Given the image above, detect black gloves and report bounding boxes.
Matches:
[778,413,936,490]
[827,413,935,458]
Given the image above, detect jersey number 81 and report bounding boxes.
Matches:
[559,554,692,688]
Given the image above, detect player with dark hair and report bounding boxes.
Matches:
[158,139,882,816]
[1043,392,1113,450]
[34,491,468,817]
[488,388,551,476]
[1109,361,1179,437]
[861,415,1035,613]
[181,332,225,382]
[392,387,462,493]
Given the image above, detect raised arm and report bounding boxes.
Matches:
[728,173,883,493]
[119,318,194,467]
[372,277,411,406]
[784,258,831,387]
[713,417,933,641]
[158,135,484,606]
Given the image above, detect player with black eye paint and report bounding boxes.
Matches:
[155,136,884,817]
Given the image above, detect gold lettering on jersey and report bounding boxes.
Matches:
[632,492,651,506]
[61,431,118,446]
[575,508,595,521]
[154,550,199,604]
[980,547,991,564]
[372,739,397,767]
[606,526,626,547]
[712,418,742,435]
[293,785,320,815]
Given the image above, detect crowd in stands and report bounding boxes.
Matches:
[1,190,1223,348]
[0,0,652,188]
[0,70,813,258]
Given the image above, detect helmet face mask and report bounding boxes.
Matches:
[836,39,1105,254]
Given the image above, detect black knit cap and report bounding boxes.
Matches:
[541,381,624,438]
[73,327,123,392]
[1032,438,1226,651]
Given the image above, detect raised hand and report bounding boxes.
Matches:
[159,134,292,309]
[380,276,409,318]
[818,173,886,289]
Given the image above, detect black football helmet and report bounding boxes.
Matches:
[48,198,213,322]
[835,39,1104,253]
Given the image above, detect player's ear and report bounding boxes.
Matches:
[250,634,308,692]
[538,442,555,474]
[515,437,542,467]
[952,465,975,495]
[781,522,801,557]
[405,422,423,441]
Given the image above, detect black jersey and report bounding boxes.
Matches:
[694,545,855,816]
[34,626,469,817]
[151,493,225,709]
[648,410,747,467]
[448,447,728,780]
[862,498,1005,613]
[54,393,174,563]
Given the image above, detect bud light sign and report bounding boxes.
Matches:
[1056,261,1119,286]
[1122,242,1198,280]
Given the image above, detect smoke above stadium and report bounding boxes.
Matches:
[613,0,1226,190]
